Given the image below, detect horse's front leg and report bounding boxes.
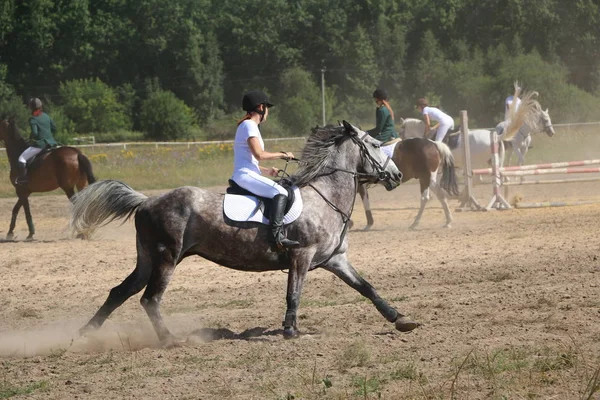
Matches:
[322,254,419,332]
[357,184,374,230]
[21,197,35,240]
[7,198,23,240]
[282,254,311,339]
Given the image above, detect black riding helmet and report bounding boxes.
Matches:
[242,90,274,113]
[29,97,43,110]
[372,89,388,101]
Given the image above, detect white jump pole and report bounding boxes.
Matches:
[501,167,600,177]
[485,130,511,210]
[456,110,482,211]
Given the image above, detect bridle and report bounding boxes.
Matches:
[304,131,397,265]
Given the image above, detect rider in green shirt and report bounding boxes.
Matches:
[367,89,398,143]
[15,98,58,185]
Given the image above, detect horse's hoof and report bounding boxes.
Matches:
[443,224,452,229]
[395,316,420,333]
[79,324,98,337]
[363,224,372,231]
[408,225,418,231]
[283,327,299,339]
[5,232,14,241]
[161,335,185,348]
[25,235,34,241]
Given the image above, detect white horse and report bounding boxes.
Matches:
[499,105,555,166]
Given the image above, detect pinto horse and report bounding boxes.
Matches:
[0,118,96,240]
[357,138,460,230]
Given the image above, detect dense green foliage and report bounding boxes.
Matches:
[1,0,600,140]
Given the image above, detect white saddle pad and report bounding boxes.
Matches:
[381,142,398,158]
[223,187,303,225]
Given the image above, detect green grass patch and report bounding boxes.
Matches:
[0,380,49,399]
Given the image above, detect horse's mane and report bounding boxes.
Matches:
[503,90,541,141]
[402,118,424,126]
[291,125,350,187]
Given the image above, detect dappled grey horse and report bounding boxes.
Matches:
[70,121,419,344]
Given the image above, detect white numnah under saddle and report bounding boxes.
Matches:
[223,187,303,225]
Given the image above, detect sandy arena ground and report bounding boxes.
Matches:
[0,181,599,399]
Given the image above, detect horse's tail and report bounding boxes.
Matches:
[433,141,460,196]
[70,180,148,238]
[503,89,539,141]
[77,153,97,184]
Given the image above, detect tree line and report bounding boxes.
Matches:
[1,0,599,141]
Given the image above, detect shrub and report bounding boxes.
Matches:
[140,88,195,140]
[59,78,132,133]
[277,67,321,133]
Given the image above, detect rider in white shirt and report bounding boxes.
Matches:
[416,98,454,142]
[504,94,522,122]
[231,90,300,251]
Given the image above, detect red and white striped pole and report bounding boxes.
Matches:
[485,130,511,210]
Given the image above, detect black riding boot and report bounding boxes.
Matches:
[268,194,300,251]
[15,162,28,185]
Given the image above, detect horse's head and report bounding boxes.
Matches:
[539,108,555,137]
[341,120,402,191]
[0,118,9,142]
[398,118,425,140]
[0,116,22,143]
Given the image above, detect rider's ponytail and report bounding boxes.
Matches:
[237,113,252,126]
[381,99,395,123]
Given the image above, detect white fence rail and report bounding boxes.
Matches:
[2,121,599,152]
[0,136,306,152]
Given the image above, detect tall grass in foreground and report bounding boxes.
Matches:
[0,138,306,197]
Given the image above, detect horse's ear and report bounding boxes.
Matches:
[342,120,358,136]
[545,108,549,113]
[400,117,405,124]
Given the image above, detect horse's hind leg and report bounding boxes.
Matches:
[432,185,453,228]
[322,254,419,333]
[282,256,310,339]
[80,237,152,334]
[409,177,431,230]
[139,248,178,344]
[357,184,374,230]
[7,198,23,240]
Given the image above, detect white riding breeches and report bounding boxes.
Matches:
[18,146,42,164]
[232,170,288,199]
[434,122,454,142]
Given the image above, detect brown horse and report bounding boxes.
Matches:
[358,138,460,230]
[0,118,96,240]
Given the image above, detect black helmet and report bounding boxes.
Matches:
[242,90,274,112]
[29,97,43,110]
[372,89,388,101]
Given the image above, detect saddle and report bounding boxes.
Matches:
[26,146,59,170]
[223,179,303,225]
[442,129,461,150]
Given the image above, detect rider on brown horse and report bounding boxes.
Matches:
[15,98,58,185]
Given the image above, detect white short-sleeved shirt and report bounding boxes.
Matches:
[422,106,453,125]
[233,119,264,175]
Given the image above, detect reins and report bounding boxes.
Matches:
[282,132,392,267]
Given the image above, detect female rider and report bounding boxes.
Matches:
[416,98,454,142]
[366,88,398,143]
[231,90,300,251]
